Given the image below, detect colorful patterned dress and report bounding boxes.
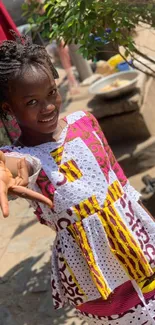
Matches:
[2,111,155,324]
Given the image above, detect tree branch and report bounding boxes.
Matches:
[118,49,155,77]
[134,47,155,64]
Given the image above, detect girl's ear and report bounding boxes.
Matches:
[1,102,12,115]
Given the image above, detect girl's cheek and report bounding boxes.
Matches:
[56,94,62,107]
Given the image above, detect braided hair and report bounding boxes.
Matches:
[0,32,59,119]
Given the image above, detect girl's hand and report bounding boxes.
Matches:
[0,151,53,218]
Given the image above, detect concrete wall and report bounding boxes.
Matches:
[3,0,26,26]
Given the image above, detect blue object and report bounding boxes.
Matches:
[90,28,119,44]
[117,60,133,72]
[89,28,115,45]
[94,37,109,45]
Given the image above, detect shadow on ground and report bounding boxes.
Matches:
[0,253,86,325]
[116,141,155,178]
[141,193,155,217]
[11,219,38,239]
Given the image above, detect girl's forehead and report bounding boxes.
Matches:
[20,65,55,84]
[10,65,55,96]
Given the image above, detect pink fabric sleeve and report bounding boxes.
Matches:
[85,111,127,187]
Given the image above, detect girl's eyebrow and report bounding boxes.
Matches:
[23,85,57,99]
[23,94,37,99]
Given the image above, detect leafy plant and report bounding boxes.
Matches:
[23,0,155,75]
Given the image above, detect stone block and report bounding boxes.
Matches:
[99,110,150,145]
[87,71,155,144]
[140,76,155,137]
[87,72,147,119]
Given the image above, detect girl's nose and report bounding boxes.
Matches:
[41,101,55,112]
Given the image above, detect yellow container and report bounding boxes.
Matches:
[107,54,124,69]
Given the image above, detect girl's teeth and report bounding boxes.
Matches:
[39,116,55,122]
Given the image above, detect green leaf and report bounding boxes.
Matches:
[27,17,34,24]
[47,6,53,17]
[52,23,58,31]
[128,42,135,52]
[65,9,73,19]
[80,1,85,12]
[125,49,129,57]
[44,3,51,10]
[61,1,67,6]
[148,4,153,10]
[22,3,28,11]
[66,16,74,27]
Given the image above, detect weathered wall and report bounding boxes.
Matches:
[3,0,26,26]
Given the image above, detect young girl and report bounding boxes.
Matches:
[0,34,155,325]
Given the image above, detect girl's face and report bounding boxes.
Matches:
[7,65,61,135]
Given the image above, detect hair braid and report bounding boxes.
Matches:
[0,32,59,119]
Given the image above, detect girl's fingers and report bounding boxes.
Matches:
[17,159,21,178]
[14,176,22,186]
[10,185,53,208]
[0,151,6,164]
[17,158,29,186]
[0,180,9,218]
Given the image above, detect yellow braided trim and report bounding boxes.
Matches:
[98,204,153,281]
[72,181,122,221]
[60,160,83,182]
[100,180,153,281]
[50,146,64,164]
[139,269,155,294]
[69,222,112,300]
[103,180,123,207]
[73,195,100,220]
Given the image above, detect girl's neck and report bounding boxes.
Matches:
[18,132,53,147]
[16,120,66,147]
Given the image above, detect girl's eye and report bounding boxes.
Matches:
[48,89,57,96]
[27,99,37,106]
